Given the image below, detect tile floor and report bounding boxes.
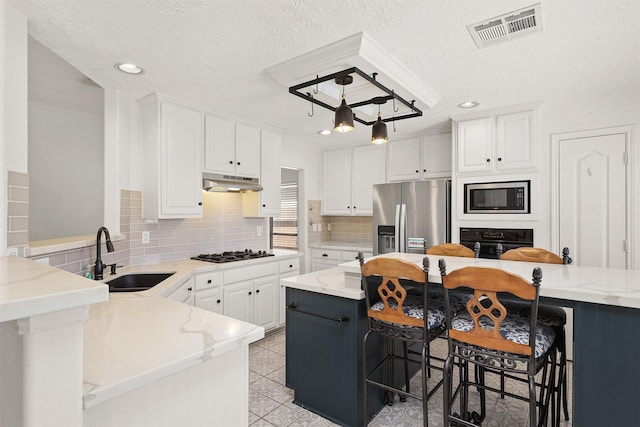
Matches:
[249,328,573,427]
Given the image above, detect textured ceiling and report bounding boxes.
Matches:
[10,0,640,148]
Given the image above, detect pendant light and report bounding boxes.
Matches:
[371,104,388,145]
[333,76,355,133]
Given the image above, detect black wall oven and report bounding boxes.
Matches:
[460,227,533,259]
[464,180,530,214]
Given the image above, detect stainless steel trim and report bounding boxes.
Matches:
[394,204,401,252]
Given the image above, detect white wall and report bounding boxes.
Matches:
[280,134,323,200]
[4,5,27,174]
[1,0,7,253]
[28,103,104,240]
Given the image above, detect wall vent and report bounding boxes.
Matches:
[467,3,543,49]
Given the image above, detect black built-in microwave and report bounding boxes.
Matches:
[464,180,530,214]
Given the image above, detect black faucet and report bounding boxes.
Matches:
[94,226,115,280]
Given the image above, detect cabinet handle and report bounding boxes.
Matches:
[423,169,427,172]
[497,157,502,161]
[187,287,193,292]
[229,160,233,164]
[353,206,356,209]
[486,158,491,163]
[198,202,202,206]
[237,162,241,165]
[322,253,328,257]
[416,169,419,173]
[289,264,293,268]
[216,299,221,304]
[256,289,260,293]
[262,204,266,207]
[286,302,350,323]
[207,279,212,283]
[248,291,252,295]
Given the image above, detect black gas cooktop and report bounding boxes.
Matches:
[191,249,274,263]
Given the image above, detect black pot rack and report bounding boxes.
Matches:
[288,67,422,126]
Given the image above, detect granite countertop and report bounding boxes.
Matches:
[339,252,640,309]
[0,256,108,322]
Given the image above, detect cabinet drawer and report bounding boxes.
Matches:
[341,250,372,262]
[279,258,300,274]
[311,248,341,260]
[224,262,278,284]
[195,271,223,291]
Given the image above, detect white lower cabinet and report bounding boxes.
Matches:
[278,258,300,326]
[167,278,195,305]
[311,247,372,272]
[223,263,279,331]
[193,271,223,314]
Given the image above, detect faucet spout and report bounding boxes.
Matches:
[94,226,115,280]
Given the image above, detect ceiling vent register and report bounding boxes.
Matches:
[467,3,543,49]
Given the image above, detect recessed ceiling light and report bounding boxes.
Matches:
[115,63,144,75]
[458,101,479,109]
[318,130,332,136]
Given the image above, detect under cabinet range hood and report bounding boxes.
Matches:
[202,173,263,192]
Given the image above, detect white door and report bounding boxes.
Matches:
[558,132,627,268]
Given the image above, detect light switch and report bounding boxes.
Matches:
[142,231,150,244]
[256,226,262,236]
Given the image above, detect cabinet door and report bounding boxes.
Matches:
[194,287,223,314]
[253,275,278,330]
[204,115,236,174]
[223,281,253,323]
[235,124,261,177]
[351,145,386,216]
[495,110,535,171]
[387,138,421,181]
[160,103,203,217]
[456,118,493,174]
[421,134,452,178]
[167,279,194,304]
[322,149,352,215]
[259,130,281,216]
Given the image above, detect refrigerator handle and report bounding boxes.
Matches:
[394,204,401,252]
[399,204,407,253]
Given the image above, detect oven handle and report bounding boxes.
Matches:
[286,303,350,323]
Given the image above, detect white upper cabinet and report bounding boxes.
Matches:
[322,145,386,216]
[387,135,452,181]
[421,133,453,178]
[387,138,421,181]
[456,117,494,174]
[140,95,203,220]
[243,130,281,217]
[456,109,536,175]
[204,115,260,178]
[322,149,352,215]
[351,145,386,215]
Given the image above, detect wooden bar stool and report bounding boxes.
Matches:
[426,242,480,258]
[439,260,559,427]
[358,253,446,427]
[497,244,572,424]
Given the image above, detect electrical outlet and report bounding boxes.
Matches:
[142,231,150,244]
[256,226,262,236]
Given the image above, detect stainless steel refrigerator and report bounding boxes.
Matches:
[373,179,451,255]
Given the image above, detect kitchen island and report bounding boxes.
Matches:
[285,253,640,427]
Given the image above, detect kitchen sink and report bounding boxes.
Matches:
[106,272,175,292]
